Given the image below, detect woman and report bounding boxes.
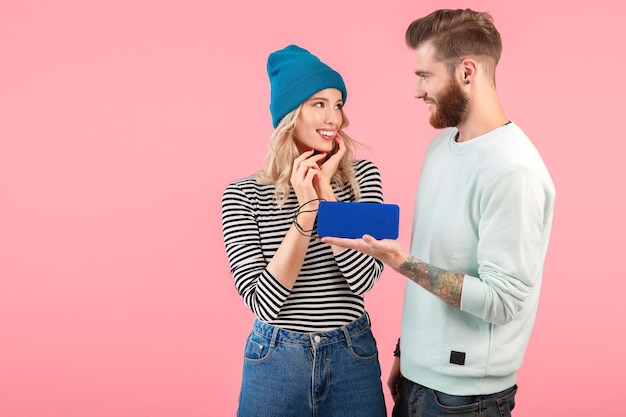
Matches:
[221,44,387,417]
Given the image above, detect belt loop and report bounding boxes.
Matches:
[269,325,280,348]
[341,324,352,348]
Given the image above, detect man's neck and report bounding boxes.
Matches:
[455,101,508,143]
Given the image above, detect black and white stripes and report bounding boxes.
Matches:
[221,159,385,332]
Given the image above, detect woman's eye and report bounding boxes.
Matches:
[313,102,323,108]
[334,103,343,110]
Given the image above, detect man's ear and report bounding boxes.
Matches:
[460,59,477,84]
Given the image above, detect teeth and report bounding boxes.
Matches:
[319,130,334,137]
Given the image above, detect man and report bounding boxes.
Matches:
[321,8,556,417]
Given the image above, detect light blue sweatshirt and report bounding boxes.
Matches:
[401,122,556,395]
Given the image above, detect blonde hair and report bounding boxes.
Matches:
[255,104,361,207]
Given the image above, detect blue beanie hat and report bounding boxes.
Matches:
[267,44,347,128]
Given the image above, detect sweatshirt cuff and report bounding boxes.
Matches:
[459,274,487,318]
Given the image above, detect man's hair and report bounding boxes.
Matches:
[405,9,502,75]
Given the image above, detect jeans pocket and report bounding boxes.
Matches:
[243,331,272,363]
[430,390,479,414]
[347,329,378,361]
[496,385,517,415]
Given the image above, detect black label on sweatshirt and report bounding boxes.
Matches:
[450,351,466,366]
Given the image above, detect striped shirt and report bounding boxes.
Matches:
[221,159,385,332]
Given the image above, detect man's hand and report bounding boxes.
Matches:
[388,356,401,403]
[319,234,407,270]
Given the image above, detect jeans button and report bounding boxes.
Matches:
[314,335,321,343]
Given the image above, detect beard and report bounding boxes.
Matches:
[429,79,470,129]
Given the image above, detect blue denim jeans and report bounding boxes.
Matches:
[237,313,386,417]
[392,376,516,417]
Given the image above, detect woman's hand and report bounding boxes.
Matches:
[267,149,327,288]
[313,134,346,200]
[291,149,327,205]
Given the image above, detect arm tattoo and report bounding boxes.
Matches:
[398,256,463,308]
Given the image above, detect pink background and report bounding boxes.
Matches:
[1,1,624,416]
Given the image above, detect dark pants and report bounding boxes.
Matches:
[392,376,517,417]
